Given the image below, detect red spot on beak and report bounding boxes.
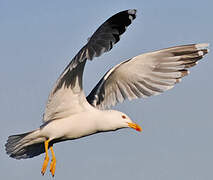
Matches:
[127,122,142,132]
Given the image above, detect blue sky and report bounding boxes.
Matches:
[1,0,213,180]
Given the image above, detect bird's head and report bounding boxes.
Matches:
[99,110,142,132]
[119,112,142,132]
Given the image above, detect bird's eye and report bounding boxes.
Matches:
[122,115,126,119]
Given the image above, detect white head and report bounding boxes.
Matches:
[98,110,142,132]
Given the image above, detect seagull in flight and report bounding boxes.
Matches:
[5,9,209,177]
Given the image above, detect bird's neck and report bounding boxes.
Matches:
[96,110,124,132]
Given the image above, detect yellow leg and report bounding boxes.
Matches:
[50,145,56,177]
[41,139,50,176]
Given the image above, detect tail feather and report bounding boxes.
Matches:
[5,130,46,159]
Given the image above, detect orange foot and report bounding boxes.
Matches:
[41,156,49,175]
[50,146,56,177]
[41,140,50,176]
[50,157,56,177]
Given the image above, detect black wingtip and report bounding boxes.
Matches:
[55,9,138,94]
[70,8,138,65]
[127,9,137,16]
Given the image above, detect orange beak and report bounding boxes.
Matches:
[127,122,142,132]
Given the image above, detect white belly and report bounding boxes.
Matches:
[40,111,99,141]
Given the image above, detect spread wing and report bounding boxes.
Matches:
[87,43,209,109]
[43,9,137,122]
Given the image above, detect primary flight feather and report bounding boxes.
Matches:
[5,9,209,177]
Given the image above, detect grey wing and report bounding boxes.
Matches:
[43,9,137,122]
[87,43,209,109]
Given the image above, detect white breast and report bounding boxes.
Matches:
[40,109,102,141]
